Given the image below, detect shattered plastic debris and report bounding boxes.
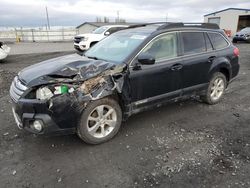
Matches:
[80,76,106,94]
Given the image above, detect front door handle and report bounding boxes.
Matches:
[171,64,183,71]
[208,56,216,63]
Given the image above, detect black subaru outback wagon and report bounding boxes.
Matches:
[10,23,240,144]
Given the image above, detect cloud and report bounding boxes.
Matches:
[0,0,249,27]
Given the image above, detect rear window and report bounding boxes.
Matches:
[208,32,228,50]
[181,32,206,55]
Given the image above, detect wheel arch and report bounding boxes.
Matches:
[90,41,98,47]
[219,67,230,82]
[208,57,232,83]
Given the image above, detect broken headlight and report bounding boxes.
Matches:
[36,85,75,100]
[36,87,53,100]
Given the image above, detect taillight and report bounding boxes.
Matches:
[233,47,239,57]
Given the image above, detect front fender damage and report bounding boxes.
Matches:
[47,63,128,118]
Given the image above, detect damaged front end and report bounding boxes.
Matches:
[10,54,128,135]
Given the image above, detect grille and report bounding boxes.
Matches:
[74,37,84,44]
[10,76,28,102]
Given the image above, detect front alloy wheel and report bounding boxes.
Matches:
[87,105,117,139]
[77,97,122,144]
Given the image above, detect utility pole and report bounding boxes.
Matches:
[117,10,120,23]
[46,6,50,30]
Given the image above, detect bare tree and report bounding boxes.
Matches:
[115,18,126,23]
[119,18,126,23]
[96,17,102,23]
[103,17,109,23]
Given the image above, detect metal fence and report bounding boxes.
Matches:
[0,30,16,42]
[0,28,79,42]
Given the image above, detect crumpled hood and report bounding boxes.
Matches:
[18,53,123,87]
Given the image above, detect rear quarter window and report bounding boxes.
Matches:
[204,33,213,51]
[208,32,229,50]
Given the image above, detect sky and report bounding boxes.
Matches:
[0,0,250,27]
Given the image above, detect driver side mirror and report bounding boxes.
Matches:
[137,52,155,65]
[104,31,110,36]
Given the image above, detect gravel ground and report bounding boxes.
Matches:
[0,44,250,188]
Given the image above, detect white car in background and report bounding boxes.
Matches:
[0,42,11,61]
[74,25,128,51]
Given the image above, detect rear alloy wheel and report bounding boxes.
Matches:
[201,72,227,105]
[77,98,122,144]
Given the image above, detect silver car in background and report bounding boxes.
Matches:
[233,27,250,43]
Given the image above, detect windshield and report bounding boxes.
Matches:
[241,27,250,32]
[92,26,108,34]
[85,32,149,63]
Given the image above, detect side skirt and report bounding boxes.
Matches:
[123,83,208,120]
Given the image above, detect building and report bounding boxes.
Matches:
[76,22,132,34]
[204,8,250,35]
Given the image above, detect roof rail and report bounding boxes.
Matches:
[157,22,220,30]
[126,22,220,30]
[127,22,167,29]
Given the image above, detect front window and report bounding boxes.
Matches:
[92,26,108,34]
[85,32,149,63]
[141,33,177,62]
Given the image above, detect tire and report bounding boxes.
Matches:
[201,72,227,105]
[232,39,237,43]
[77,97,122,144]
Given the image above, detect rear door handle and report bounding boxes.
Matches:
[171,64,183,71]
[208,56,216,63]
